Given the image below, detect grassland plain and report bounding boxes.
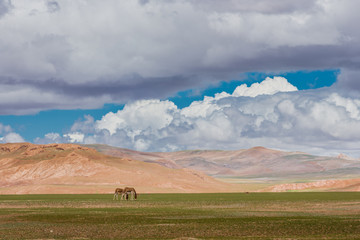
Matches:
[0,192,360,239]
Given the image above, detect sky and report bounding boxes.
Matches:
[1,0,360,157]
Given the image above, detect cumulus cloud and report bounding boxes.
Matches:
[1,0,360,114]
[0,123,25,143]
[232,77,298,97]
[182,76,297,118]
[1,132,25,143]
[34,132,68,144]
[63,132,85,143]
[34,77,360,157]
[96,100,178,135]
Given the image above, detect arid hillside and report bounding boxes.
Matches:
[88,144,360,192]
[88,144,360,179]
[2,143,360,194]
[0,143,237,194]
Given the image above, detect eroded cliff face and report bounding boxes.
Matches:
[0,143,237,194]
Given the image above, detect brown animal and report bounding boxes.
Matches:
[113,188,128,200]
[123,187,137,200]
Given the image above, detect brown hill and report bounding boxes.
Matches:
[0,143,237,194]
[88,145,360,179]
[88,144,360,192]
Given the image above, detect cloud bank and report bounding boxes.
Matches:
[1,0,360,114]
[32,77,360,157]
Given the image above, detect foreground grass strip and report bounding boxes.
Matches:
[0,192,360,239]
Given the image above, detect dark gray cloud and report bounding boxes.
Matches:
[1,0,360,115]
[336,69,360,95]
[0,0,11,18]
[190,0,317,14]
[138,0,149,6]
[46,0,60,13]
[227,44,360,73]
[0,74,199,114]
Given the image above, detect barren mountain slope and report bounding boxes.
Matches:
[0,143,237,194]
[89,145,360,179]
[264,178,360,192]
[87,144,360,192]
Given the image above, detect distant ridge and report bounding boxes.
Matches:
[2,143,360,193]
[88,144,360,179]
[0,143,236,194]
[87,144,360,192]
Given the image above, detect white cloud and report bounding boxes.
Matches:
[327,93,360,120]
[277,99,296,115]
[181,97,223,118]
[1,132,24,143]
[307,99,360,140]
[0,123,25,143]
[35,76,360,157]
[232,77,298,97]
[182,76,297,118]
[96,99,178,135]
[34,132,67,144]
[45,132,61,141]
[63,132,84,143]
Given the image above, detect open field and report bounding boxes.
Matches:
[1,193,360,239]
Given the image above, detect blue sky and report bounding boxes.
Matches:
[1,1,360,157]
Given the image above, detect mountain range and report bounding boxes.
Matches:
[1,143,360,194]
[87,144,360,180]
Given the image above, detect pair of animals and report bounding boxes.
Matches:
[113,187,137,200]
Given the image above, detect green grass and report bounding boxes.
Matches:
[1,192,360,239]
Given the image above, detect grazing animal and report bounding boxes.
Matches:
[113,188,128,200]
[123,187,137,200]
